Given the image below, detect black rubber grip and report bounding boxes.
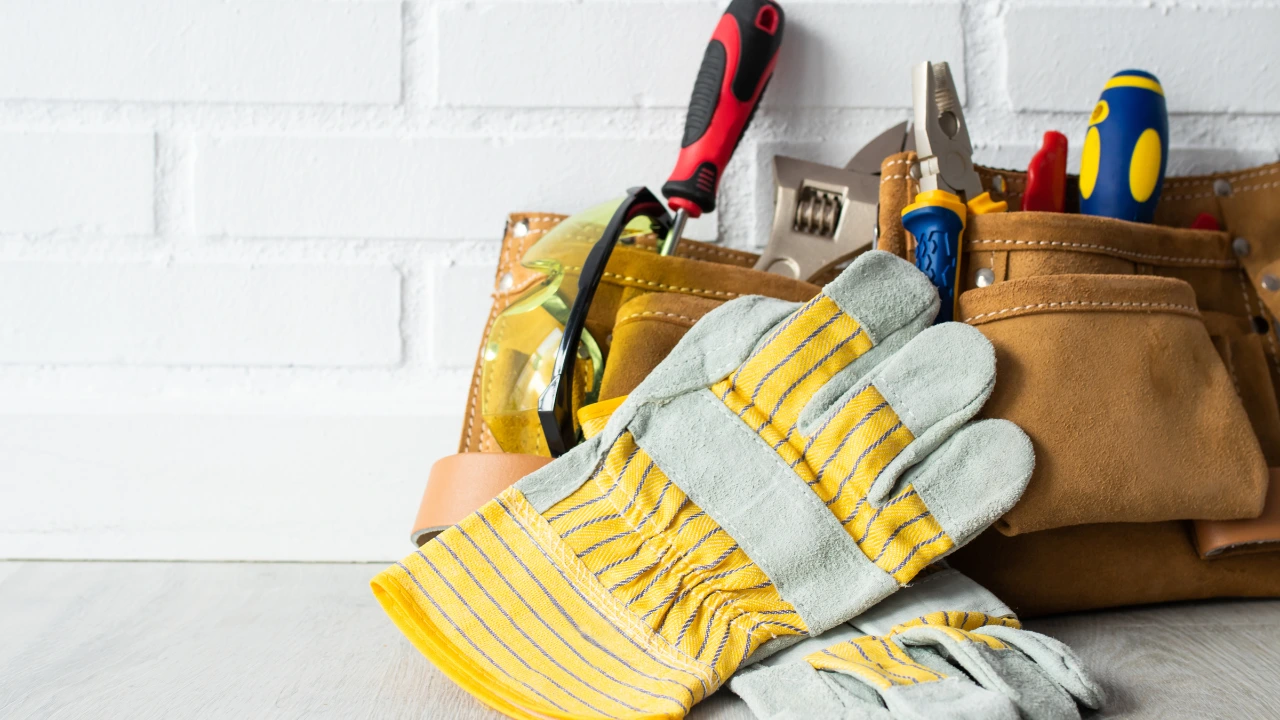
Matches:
[662,162,720,213]
[726,0,783,101]
[681,41,726,149]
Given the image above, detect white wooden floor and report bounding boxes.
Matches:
[2,561,1279,719]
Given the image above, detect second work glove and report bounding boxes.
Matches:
[372,251,1034,719]
[730,567,1104,719]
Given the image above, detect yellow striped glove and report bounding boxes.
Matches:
[372,251,1034,720]
[730,568,1103,720]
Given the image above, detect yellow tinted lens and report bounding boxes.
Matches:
[479,198,653,454]
[520,197,658,273]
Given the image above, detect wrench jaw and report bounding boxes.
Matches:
[845,120,912,174]
[755,155,880,282]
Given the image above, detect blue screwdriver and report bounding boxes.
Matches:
[1079,69,1169,223]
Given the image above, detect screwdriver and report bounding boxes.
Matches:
[1079,69,1168,223]
[660,0,785,255]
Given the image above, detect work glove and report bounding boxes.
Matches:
[730,567,1104,720]
[371,251,1034,720]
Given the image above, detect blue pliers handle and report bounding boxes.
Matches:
[903,190,967,323]
[902,190,1006,323]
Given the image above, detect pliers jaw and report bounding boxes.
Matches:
[912,61,984,203]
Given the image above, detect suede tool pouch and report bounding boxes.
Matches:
[878,155,1275,537]
[958,272,1268,535]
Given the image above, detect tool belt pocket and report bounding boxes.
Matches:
[957,259,1268,536]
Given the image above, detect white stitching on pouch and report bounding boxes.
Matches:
[967,238,1236,266]
[616,311,701,325]
[963,300,1200,324]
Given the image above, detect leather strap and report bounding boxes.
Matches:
[411,452,552,546]
[1193,469,1280,559]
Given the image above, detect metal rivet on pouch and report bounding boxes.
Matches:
[512,220,529,238]
[1263,275,1280,292]
[1214,179,1233,197]
[1233,237,1251,257]
[498,272,514,292]
[974,268,995,288]
[991,176,1007,196]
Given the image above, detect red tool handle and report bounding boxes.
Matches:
[1023,131,1069,213]
[662,0,784,218]
[1190,213,1221,231]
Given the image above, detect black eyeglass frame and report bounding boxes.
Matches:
[537,187,673,457]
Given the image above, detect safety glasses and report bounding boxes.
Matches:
[480,187,672,457]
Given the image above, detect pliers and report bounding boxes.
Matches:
[902,61,1006,323]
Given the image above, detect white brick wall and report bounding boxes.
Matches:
[0,132,154,234]
[2,0,1278,561]
[0,0,402,103]
[0,263,402,366]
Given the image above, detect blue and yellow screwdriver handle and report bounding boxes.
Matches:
[902,190,1006,323]
[1079,70,1168,223]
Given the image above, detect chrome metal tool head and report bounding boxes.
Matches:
[847,121,912,174]
[755,122,912,282]
[912,61,983,201]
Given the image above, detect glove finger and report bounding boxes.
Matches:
[893,419,1034,550]
[720,250,939,446]
[797,252,941,434]
[895,626,1082,720]
[881,676,1020,720]
[796,321,997,519]
[902,642,969,677]
[729,661,890,720]
[815,633,1018,720]
[839,420,1032,587]
[810,634,1019,720]
[861,321,997,506]
[980,625,1105,710]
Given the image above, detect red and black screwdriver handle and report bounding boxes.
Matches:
[662,0,784,218]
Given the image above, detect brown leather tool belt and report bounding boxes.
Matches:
[415,158,1280,616]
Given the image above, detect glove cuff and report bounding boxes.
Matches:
[372,487,717,719]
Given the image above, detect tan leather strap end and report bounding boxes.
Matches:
[411,452,552,546]
[1193,470,1280,559]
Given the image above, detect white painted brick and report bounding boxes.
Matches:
[433,262,497,369]
[0,412,455,561]
[0,0,401,104]
[194,136,717,240]
[438,2,719,107]
[1006,6,1280,114]
[768,2,964,108]
[438,1,962,109]
[0,264,402,366]
[0,132,153,234]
